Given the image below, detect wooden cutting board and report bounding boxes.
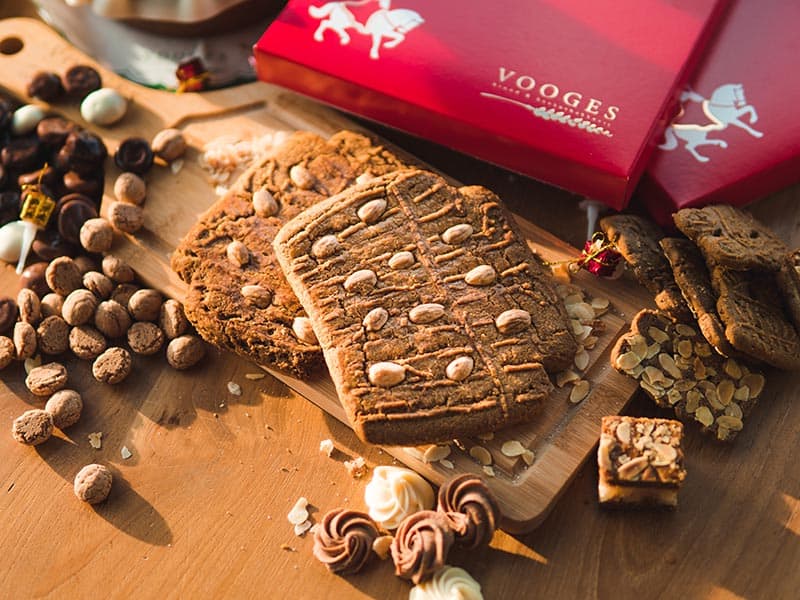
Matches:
[0,18,651,532]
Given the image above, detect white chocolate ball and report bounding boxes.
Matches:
[80,88,128,126]
[11,104,46,136]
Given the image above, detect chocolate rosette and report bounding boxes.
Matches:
[312,508,379,575]
[390,510,454,584]
[437,474,500,549]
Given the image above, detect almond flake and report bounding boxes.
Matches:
[319,439,334,457]
[227,381,242,396]
[287,497,309,525]
[482,465,496,477]
[469,445,492,466]
[88,432,103,449]
[372,535,393,559]
[500,440,526,457]
[245,373,266,380]
[520,450,535,466]
[556,369,580,387]
[294,520,312,536]
[423,444,451,463]
[121,446,132,460]
[439,459,455,469]
[569,380,590,403]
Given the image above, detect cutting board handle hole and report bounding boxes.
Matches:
[0,37,23,55]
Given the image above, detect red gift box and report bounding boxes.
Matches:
[641,0,800,226]
[254,0,729,210]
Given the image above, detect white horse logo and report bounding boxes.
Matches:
[308,0,424,60]
[659,83,763,163]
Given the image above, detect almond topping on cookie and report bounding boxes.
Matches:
[368,362,405,387]
[441,224,473,245]
[495,309,531,334]
[464,265,496,286]
[357,198,387,224]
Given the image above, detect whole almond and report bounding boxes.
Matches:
[357,198,387,224]
[252,189,279,217]
[241,285,272,308]
[409,303,445,324]
[311,235,340,259]
[368,362,405,387]
[445,356,474,381]
[363,307,389,332]
[226,240,249,267]
[388,251,414,270]
[289,164,314,189]
[464,264,496,286]
[495,309,531,334]
[441,224,473,244]
[344,269,377,293]
[292,317,317,345]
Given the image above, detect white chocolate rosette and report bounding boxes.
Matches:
[364,466,434,530]
[409,566,484,600]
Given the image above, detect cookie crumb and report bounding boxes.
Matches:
[280,544,296,552]
[319,439,334,457]
[343,456,367,479]
[88,431,103,449]
[227,381,242,396]
[121,446,132,460]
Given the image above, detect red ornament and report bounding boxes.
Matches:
[574,234,623,278]
[176,57,210,93]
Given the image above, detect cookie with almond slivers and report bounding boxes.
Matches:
[274,169,577,445]
[611,309,765,441]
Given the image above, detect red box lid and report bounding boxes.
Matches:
[254,0,729,210]
[641,0,800,226]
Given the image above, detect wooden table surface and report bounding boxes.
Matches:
[1,5,799,600]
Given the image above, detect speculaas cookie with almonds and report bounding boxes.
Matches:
[673,204,788,272]
[171,130,406,375]
[274,169,577,445]
[659,237,740,358]
[611,309,765,441]
[599,214,690,321]
[709,265,800,370]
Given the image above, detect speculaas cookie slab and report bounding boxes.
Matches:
[171,131,406,375]
[659,237,739,358]
[599,214,689,320]
[709,265,800,370]
[611,309,765,441]
[673,205,788,271]
[273,169,577,445]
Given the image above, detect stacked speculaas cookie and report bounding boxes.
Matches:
[605,205,800,441]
